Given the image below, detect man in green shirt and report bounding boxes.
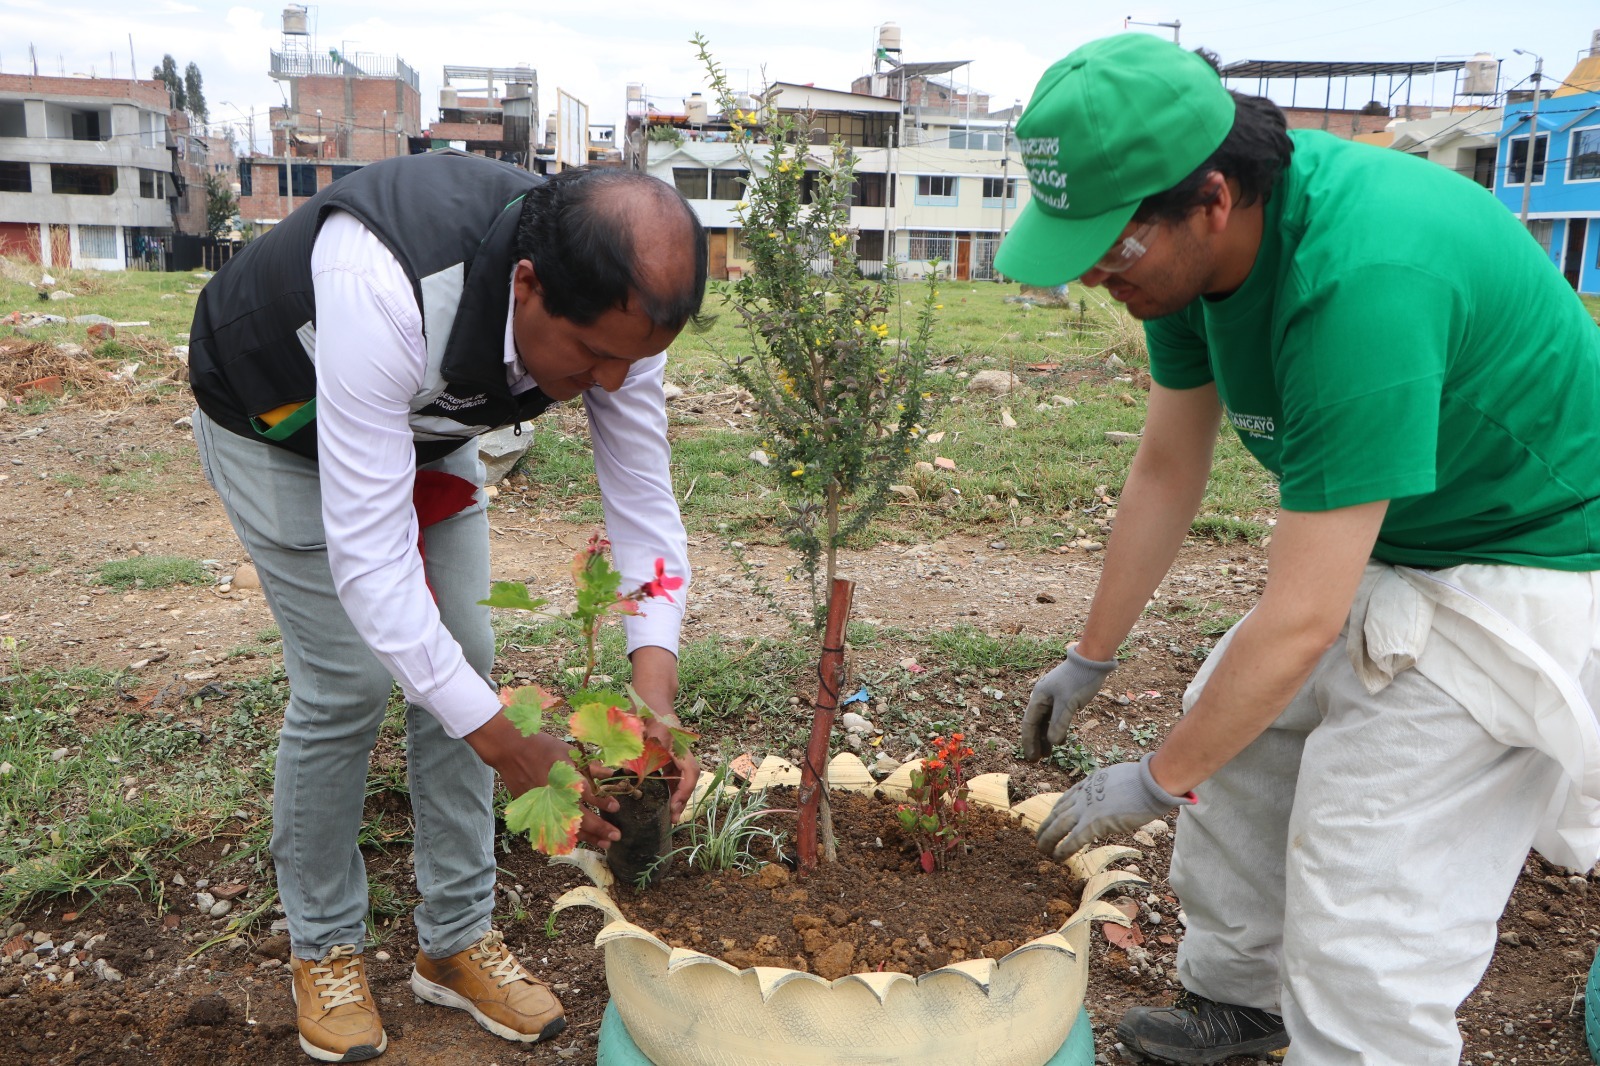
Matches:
[996,34,1600,1065]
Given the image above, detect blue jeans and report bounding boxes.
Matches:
[194,410,496,961]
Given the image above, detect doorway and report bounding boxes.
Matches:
[1564,218,1587,290]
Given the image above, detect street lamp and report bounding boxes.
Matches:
[219,101,256,156]
[1124,16,1181,45]
[1512,48,1544,230]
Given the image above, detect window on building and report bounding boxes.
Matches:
[711,168,747,200]
[673,167,709,199]
[907,230,955,261]
[330,164,363,182]
[139,169,167,199]
[850,172,891,208]
[982,177,1018,205]
[278,163,316,197]
[1528,219,1553,253]
[51,163,117,195]
[949,128,1017,152]
[856,229,885,262]
[1505,133,1548,185]
[0,102,25,138]
[785,111,893,149]
[238,160,252,196]
[0,161,30,193]
[138,110,162,149]
[1472,146,1497,189]
[78,225,118,260]
[1571,127,1600,181]
[915,175,957,206]
[69,109,110,142]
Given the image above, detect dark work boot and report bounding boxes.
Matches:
[1115,990,1288,1064]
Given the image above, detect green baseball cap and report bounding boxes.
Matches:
[994,34,1236,285]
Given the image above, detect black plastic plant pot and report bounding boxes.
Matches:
[603,774,673,886]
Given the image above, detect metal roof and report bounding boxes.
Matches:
[885,60,971,79]
[1220,59,1467,80]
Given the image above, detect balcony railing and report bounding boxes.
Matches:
[270,50,419,91]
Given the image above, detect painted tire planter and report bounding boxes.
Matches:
[552,752,1145,1066]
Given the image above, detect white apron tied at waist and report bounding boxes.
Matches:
[1348,561,1600,871]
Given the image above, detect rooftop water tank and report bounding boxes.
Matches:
[282,6,308,35]
[627,83,644,102]
[685,92,708,124]
[1461,53,1497,96]
[879,22,902,53]
[440,87,459,109]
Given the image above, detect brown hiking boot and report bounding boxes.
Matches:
[410,930,566,1043]
[288,945,387,1062]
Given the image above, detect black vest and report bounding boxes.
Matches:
[189,150,557,462]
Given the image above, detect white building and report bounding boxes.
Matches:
[631,76,1028,281]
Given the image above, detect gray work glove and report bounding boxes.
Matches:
[1020,647,1118,761]
[1036,753,1195,861]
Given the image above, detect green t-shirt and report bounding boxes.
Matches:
[1146,130,1600,571]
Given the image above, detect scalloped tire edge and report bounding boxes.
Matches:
[1587,942,1600,1065]
[596,1000,1097,1066]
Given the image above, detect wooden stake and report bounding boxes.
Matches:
[796,578,854,874]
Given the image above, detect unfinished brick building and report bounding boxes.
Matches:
[236,4,421,229]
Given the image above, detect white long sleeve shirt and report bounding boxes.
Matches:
[309,209,689,739]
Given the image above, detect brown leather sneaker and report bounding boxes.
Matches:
[288,945,387,1062]
[410,930,566,1043]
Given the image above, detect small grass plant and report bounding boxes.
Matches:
[93,554,211,590]
[644,762,791,884]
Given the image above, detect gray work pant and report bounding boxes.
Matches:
[194,410,496,962]
[1170,621,1564,1066]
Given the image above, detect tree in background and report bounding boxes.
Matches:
[184,63,208,125]
[152,55,185,112]
[205,174,237,239]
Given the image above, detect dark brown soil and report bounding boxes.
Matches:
[617,789,1076,979]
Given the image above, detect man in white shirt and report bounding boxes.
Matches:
[189,154,704,1062]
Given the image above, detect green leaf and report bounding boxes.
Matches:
[501,684,558,737]
[667,725,698,759]
[479,581,549,613]
[504,761,584,855]
[568,700,646,767]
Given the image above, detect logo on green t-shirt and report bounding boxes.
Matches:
[1225,404,1276,441]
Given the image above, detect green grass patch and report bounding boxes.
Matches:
[0,666,278,921]
[923,624,1069,673]
[93,555,212,590]
[0,256,202,347]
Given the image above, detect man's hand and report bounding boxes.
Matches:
[629,646,700,820]
[1036,753,1194,860]
[463,712,621,849]
[1020,646,1118,761]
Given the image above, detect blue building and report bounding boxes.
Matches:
[1494,49,1600,292]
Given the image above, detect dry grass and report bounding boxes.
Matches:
[0,336,184,409]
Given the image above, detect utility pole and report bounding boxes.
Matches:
[1513,49,1543,231]
[996,100,1017,282]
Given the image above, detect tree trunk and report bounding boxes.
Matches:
[796,578,854,873]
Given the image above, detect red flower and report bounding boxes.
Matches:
[639,557,685,603]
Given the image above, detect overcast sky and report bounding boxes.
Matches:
[5,0,1597,153]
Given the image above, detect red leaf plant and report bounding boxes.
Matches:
[894,733,975,873]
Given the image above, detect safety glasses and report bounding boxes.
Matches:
[1092,223,1159,274]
